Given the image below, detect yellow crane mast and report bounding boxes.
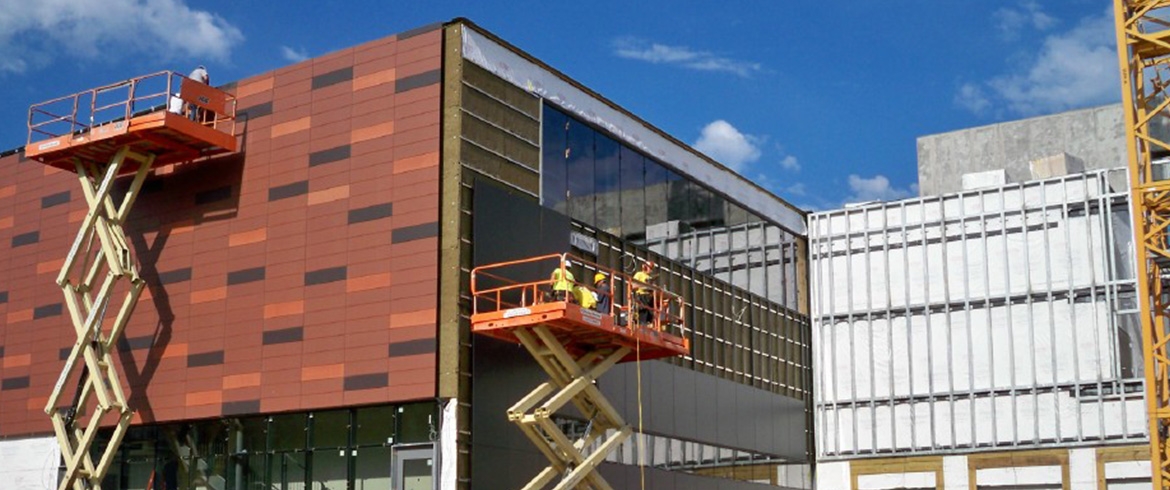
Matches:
[1114,1,1170,488]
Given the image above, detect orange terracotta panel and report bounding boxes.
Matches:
[301,363,345,381]
[68,209,85,223]
[161,343,189,359]
[392,151,438,174]
[0,215,13,230]
[191,286,228,304]
[389,308,436,328]
[264,300,305,318]
[237,76,275,98]
[346,272,391,293]
[185,390,222,407]
[222,372,262,390]
[35,258,64,275]
[307,185,350,206]
[353,68,396,91]
[26,396,49,412]
[3,353,31,368]
[171,219,196,235]
[351,121,396,145]
[6,309,32,324]
[229,227,268,246]
[0,184,14,198]
[271,116,312,138]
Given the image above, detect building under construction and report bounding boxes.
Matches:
[8,7,1170,490]
[0,19,813,490]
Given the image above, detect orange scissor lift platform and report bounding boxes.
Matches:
[26,70,237,172]
[470,254,689,490]
[25,71,236,490]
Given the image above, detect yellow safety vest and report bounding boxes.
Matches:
[551,268,575,292]
[633,270,652,295]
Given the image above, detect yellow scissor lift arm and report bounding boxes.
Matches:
[25,70,237,490]
[470,253,689,490]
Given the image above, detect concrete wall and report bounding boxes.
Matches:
[917,104,1125,197]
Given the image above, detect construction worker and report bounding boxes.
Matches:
[633,261,656,325]
[593,271,611,314]
[173,65,211,122]
[190,65,210,85]
[550,259,576,302]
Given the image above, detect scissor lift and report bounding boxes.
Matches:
[25,71,237,490]
[470,254,689,490]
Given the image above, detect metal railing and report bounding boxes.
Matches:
[470,252,687,338]
[27,70,236,145]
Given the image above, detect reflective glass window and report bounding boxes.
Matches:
[594,133,621,234]
[270,414,307,451]
[311,410,350,448]
[542,106,569,214]
[708,192,727,229]
[398,403,434,443]
[565,118,595,224]
[726,200,751,227]
[356,405,397,446]
[619,146,645,240]
[666,169,690,223]
[644,159,668,230]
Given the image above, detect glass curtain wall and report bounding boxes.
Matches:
[540,103,800,308]
[94,402,436,490]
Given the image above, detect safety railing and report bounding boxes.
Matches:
[27,70,236,146]
[470,253,687,338]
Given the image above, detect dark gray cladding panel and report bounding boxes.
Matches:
[469,177,571,490]
[599,361,806,460]
[472,176,568,268]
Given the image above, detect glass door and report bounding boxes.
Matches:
[393,447,433,490]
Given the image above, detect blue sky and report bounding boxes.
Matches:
[0,0,1117,210]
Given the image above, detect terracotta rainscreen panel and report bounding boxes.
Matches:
[0,24,442,437]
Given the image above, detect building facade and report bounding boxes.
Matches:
[0,19,813,489]
[813,166,1151,486]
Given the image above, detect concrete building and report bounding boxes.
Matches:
[0,19,813,490]
[917,104,1126,197]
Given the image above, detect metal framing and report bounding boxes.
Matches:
[1114,1,1170,488]
[810,170,1143,459]
[47,146,156,490]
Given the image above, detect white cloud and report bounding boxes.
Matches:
[281,46,309,63]
[693,120,762,171]
[845,174,914,204]
[955,82,991,115]
[785,182,807,196]
[994,1,1056,40]
[780,155,801,172]
[0,0,244,74]
[958,7,1117,116]
[613,37,762,77]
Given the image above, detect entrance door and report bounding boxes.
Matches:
[394,447,433,490]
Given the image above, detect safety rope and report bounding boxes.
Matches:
[636,319,646,490]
